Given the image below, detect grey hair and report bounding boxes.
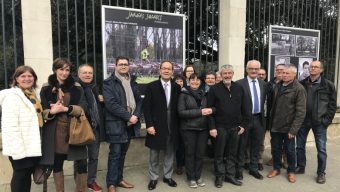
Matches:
[275,63,286,69]
[219,64,234,73]
[285,64,297,74]
[246,60,261,69]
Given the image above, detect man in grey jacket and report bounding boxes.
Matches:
[267,64,306,183]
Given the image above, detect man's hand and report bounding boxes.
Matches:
[147,126,156,135]
[129,115,138,125]
[210,129,217,138]
[288,133,295,139]
[98,95,104,102]
[238,126,245,135]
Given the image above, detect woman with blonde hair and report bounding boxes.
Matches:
[0,66,42,192]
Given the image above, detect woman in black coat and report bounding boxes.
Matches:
[40,58,88,191]
[177,73,213,188]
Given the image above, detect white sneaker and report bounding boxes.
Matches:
[189,180,198,188]
[196,178,206,187]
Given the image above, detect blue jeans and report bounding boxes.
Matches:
[271,132,296,173]
[106,141,130,187]
[296,123,327,174]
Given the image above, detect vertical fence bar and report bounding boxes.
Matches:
[11,0,17,68]
[92,0,96,83]
[84,0,88,64]
[57,0,61,57]
[75,0,79,66]
[66,0,70,58]
[1,0,7,88]
[199,0,202,62]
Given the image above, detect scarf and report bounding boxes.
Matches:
[23,89,43,128]
[115,70,136,113]
[79,81,101,128]
[188,87,204,107]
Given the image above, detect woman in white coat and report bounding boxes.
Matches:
[0,66,43,192]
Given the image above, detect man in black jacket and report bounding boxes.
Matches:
[296,60,337,184]
[207,64,250,188]
[76,64,105,192]
[143,60,181,190]
[103,56,143,192]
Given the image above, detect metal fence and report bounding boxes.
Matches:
[245,0,338,82]
[50,0,219,84]
[0,0,23,89]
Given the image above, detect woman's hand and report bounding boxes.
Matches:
[201,108,212,116]
[49,100,67,114]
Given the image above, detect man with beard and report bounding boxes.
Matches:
[207,64,250,188]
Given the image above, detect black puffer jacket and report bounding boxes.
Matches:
[177,87,208,131]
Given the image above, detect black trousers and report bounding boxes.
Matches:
[11,166,35,192]
[236,115,264,172]
[181,129,209,180]
[214,127,239,178]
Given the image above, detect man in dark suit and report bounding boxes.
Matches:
[143,60,181,190]
[236,60,267,180]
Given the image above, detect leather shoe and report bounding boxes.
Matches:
[249,171,264,180]
[148,180,157,190]
[316,173,326,184]
[258,163,264,171]
[235,171,243,180]
[175,167,183,175]
[215,177,223,188]
[288,173,296,183]
[295,166,305,174]
[267,170,280,178]
[244,163,249,170]
[118,180,134,188]
[163,178,177,187]
[224,176,242,186]
[108,185,116,192]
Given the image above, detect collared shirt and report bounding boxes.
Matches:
[161,79,171,106]
[247,76,261,114]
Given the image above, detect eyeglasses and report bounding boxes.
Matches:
[161,67,172,71]
[248,68,260,71]
[117,63,129,67]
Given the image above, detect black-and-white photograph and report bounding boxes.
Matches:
[274,56,290,66]
[271,33,295,56]
[298,58,313,81]
[296,35,318,57]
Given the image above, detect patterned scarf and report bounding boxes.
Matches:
[23,89,43,127]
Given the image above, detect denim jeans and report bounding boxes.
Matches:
[106,141,130,187]
[296,123,327,174]
[271,132,296,173]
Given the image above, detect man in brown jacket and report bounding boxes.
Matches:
[267,64,306,183]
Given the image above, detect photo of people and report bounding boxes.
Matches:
[296,35,318,57]
[298,58,313,81]
[271,33,295,56]
[274,56,290,66]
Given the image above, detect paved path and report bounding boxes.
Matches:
[1,138,340,192]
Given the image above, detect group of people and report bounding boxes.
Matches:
[0,56,336,192]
